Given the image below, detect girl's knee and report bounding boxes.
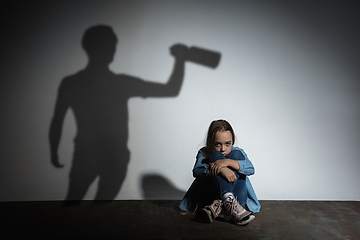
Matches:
[227,150,245,160]
[208,150,225,163]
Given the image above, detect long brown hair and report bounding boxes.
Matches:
[205,119,235,158]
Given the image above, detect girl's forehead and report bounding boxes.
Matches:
[214,131,232,141]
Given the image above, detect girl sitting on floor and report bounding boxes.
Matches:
[179,119,260,225]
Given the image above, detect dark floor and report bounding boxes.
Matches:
[1,200,359,239]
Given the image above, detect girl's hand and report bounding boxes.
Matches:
[209,159,228,175]
[219,168,237,184]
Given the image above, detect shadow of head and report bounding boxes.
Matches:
[141,174,186,200]
[82,25,118,64]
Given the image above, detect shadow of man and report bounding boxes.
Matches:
[49,25,188,201]
[141,174,186,200]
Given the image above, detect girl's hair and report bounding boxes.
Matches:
[205,119,235,158]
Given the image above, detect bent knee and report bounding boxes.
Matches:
[227,150,245,160]
[208,150,225,163]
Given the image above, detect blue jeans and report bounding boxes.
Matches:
[208,150,247,207]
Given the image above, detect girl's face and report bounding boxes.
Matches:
[213,130,233,156]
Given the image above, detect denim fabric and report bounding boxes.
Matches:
[208,150,247,207]
[179,146,261,213]
[193,146,255,178]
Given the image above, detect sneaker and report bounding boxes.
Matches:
[224,197,252,225]
[237,213,255,226]
[200,199,223,223]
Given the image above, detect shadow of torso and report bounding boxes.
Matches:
[62,68,147,200]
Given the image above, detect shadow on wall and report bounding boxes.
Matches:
[49,25,221,202]
[141,174,186,200]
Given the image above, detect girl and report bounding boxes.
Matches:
[179,119,260,225]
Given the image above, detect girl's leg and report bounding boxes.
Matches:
[226,150,248,206]
[203,151,251,224]
[209,150,247,207]
[231,173,247,207]
[208,151,235,197]
[226,149,245,161]
[208,150,226,163]
[220,150,253,225]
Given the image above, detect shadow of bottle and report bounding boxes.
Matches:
[186,46,221,69]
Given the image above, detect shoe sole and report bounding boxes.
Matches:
[201,208,214,223]
[237,214,255,226]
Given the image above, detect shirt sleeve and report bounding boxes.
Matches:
[192,148,210,178]
[233,147,255,176]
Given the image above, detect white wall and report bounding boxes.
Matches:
[1,0,359,201]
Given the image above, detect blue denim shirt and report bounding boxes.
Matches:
[179,146,260,213]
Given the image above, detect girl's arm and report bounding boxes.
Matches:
[209,159,239,176]
[218,167,238,184]
[209,148,255,176]
[193,147,255,178]
[192,148,211,178]
[233,148,255,176]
